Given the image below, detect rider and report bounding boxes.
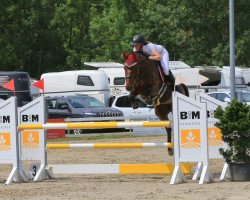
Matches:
[130,34,171,77]
[129,34,175,106]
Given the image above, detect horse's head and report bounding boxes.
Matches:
[123,51,149,92]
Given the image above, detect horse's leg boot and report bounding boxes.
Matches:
[145,95,152,105]
[168,148,174,156]
[144,87,152,105]
[128,94,139,109]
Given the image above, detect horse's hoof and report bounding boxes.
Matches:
[168,148,174,156]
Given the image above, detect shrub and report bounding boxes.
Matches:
[214,99,250,163]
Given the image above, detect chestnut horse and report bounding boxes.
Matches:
[123,51,189,155]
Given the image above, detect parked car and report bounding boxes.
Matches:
[0,71,32,106]
[207,90,250,105]
[47,95,124,119]
[111,94,155,119]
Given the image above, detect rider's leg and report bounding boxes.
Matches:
[160,52,170,75]
[160,53,175,90]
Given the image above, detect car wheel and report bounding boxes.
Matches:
[74,129,83,134]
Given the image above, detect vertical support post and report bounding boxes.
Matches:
[229,0,235,99]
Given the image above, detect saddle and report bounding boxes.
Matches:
[144,62,176,106]
[132,52,176,106]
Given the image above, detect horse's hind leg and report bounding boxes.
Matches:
[166,127,173,156]
[155,104,173,156]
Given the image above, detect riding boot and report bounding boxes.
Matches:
[165,70,175,91]
[157,61,175,90]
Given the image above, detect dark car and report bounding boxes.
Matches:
[0,71,32,107]
[47,95,124,119]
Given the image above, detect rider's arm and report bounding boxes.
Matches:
[148,49,161,61]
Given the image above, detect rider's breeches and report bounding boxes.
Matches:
[160,52,170,75]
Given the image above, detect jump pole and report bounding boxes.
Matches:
[18,121,172,130]
[49,163,192,175]
[46,141,193,174]
[47,142,173,149]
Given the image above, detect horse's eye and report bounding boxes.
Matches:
[128,65,136,70]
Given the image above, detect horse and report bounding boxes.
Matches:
[123,51,189,155]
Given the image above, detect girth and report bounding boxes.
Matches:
[139,83,171,106]
[151,83,170,106]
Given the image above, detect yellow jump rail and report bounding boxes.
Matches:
[19,121,172,130]
[47,142,173,149]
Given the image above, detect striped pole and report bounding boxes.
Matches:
[18,121,171,130]
[49,163,192,175]
[47,142,173,149]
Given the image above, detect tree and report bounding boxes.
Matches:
[51,0,92,70]
[0,0,249,79]
[0,0,66,78]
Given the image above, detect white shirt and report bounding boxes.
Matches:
[133,42,170,75]
[142,42,167,55]
[142,43,170,75]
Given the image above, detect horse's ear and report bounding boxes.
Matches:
[122,51,128,60]
[132,51,138,61]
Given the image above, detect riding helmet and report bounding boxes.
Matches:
[130,34,147,45]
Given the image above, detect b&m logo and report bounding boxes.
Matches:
[22,114,39,122]
[0,115,10,123]
[207,110,215,118]
[180,111,200,120]
[181,129,201,149]
[180,110,215,120]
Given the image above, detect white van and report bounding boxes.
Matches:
[84,62,128,97]
[220,66,248,88]
[98,68,128,96]
[84,61,209,99]
[40,70,110,106]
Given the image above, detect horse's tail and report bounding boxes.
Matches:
[175,83,189,97]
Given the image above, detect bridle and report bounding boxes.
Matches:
[124,52,151,92]
[124,64,140,89]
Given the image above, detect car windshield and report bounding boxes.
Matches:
[241,92,250,102]
[67,96,105,108]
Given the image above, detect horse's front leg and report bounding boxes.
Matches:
[128,93,140,109]
[155,104,173,156]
